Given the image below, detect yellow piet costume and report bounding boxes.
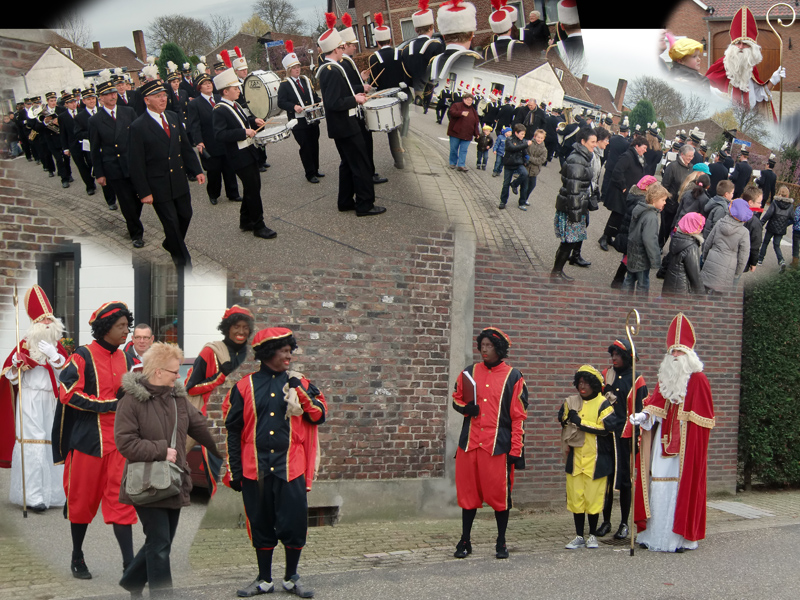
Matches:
[559,365,619,514]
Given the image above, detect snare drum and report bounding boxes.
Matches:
[363,97,402,132]
[253,125,291,147]
[243,70,282,119]
[303,103,325,124]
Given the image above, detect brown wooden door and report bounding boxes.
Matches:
[711,27,781,90]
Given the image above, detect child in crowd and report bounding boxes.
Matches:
[491,127,512,177]
[701,198,752,293]
[758,185,795,272]
[662,212,706,295]
[740,185,763,273]
[476,125,493,170]
[623,183,669,294]
[498,124,532,211]
[702,179,734,239]
[511,129,547,207]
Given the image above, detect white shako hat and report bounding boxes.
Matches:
[374,12,391,42]
[412,0,434,28]
[558,0,579,25]
[437,0,477,36]
[490,0,513,34]
[318,13,344,54]
[340,13,357,44]
[212,50,241,90]
[500,0,518,24]
[282,40,301,70]
[232,46,247,71]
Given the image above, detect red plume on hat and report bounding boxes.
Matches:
[419,0,429,9]
[448,0,466,12]
[491,0,502,9]
[325,12,337,30]
[285,40,294,53]
[234,46,243,58]
[374,12,384,27]
[220,49,232,69]
[342,13,352,28]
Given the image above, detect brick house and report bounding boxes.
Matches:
[666,0,797,91]
[88,30,148,86]
[578,74,629,124]
[330,0,563,51]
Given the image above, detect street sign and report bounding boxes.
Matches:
[265,41,285,48]
[732,138,751,147]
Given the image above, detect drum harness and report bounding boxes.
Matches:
[318,57,361,118]
[287,75,315,121]
[214,99,254,148]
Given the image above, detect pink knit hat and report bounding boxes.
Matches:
[677,212,706,234]
[636,175,657,190]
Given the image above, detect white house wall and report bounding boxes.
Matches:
[516,65,564,108]
[14,47,85,102]
[182,269,228,358]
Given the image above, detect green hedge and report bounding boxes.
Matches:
[739,267,800,488]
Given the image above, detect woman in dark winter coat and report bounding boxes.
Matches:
[672,173,711,229]
[599,136,648,251]
[552,128,597,282]
[643,129,662,176]
[447,92,481,171]
[757,186,795,271]
[663,212,706,295]
[610,175,658,288]
[116,343,221,597]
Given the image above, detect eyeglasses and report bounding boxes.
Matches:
[160,368,180,375]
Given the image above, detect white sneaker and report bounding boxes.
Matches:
[565,535,585,549]
[586,534,599,548]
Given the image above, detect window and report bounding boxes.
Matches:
[535,0,561,24]
[37,247,80,346]
[554,67,564,81]
[491,83,505,96]
[508,1,525,29]
[400,18,415,41]
[150,264,179,344]
[60,47,74,60]
[363,14,374,48]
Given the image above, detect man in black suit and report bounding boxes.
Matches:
[187,70,241,204]
[113,73,144,116]
[708,151,729,197]
[755,154,777,208]
[166,70,189,126]
[89,79,144,246]
[74,86,118,208]
[544,108,563,163]
[128,77,205,267]
[484,4,527,61]
[730,148,753,199]
[436,86,451,124]
[494,97,515,135]
[15,100,33,161]
[556,1,583,65]
[35,92,71,187]
[211,63,277,240]
[277,45,324,184]
[401,5,443,114]
[60,93,96,196]
[317,25,385,217]
[179,63,199,99]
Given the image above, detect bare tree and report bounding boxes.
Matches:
[308,7,331,38]
[626,76,684,124]
[53,9,92,47]
[253,0,305,35]
[732,103,769,143]
[561,52,587,79]
[677,92,710,123]
[209,14,237,48]
[147,14,213,57]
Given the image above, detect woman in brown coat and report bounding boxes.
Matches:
[447,91,480,171]
[115,342,220,598]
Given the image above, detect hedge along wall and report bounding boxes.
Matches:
[472,253,744,504]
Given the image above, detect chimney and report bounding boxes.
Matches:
[132,30,147,63]
[614,78,628,111]
[92,41,101,56]
[580,74,588,88]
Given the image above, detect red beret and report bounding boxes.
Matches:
[88,301,129,325]
[252,327,293,349]
[222,305,254,320]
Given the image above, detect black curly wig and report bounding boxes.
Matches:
[218,313,255,340]
[476,330,509,360]
[254,335,298,363]
[91,308,133,341]
[573,371,603,396]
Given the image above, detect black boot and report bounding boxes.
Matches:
[551,243,574,282]
[568,242,591,267]
[598,235,609,251]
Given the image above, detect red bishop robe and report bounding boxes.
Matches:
[705,58,777,123]
[634,371,715,542]
[0,341,69,467]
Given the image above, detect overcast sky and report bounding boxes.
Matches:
[64,0,324,49]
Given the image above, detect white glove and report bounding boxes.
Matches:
[38,340,60,362]
[399,82,408,89]
[397,91,408,102]
[770,67,786,86]
[629,412,648,426]
[10,352,22,368]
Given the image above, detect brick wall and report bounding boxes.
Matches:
[472,252,742,503]
[0,161,71,333]
[207,230,455,482]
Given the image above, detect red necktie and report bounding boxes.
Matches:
[111,109,115,120]
[161,113,170,138]
[296,79,304,94]
[209,97,215,107]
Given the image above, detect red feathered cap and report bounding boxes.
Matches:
[285,39,294,53]
[234,46,243,58]
[375,12,384,27]
[666,313,697,353]
[342,13,352,28]
[222,305,254,321]
[252,327,293,349]
[325,12,337,30]
[220,49,232,69]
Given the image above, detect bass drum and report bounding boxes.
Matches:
[242,70,282,119]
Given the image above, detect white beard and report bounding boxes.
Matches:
[25,319,65,364]
[723,42,762,92]
[657,350,704,404]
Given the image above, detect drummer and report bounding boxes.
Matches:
[367,13,413,169]
[211,50,278,240]
[277,42,324,184]
[232,46,269,172]
[317,14,386,217]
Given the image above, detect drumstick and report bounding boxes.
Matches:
[253,118,281,134]
[369,68,384,87]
